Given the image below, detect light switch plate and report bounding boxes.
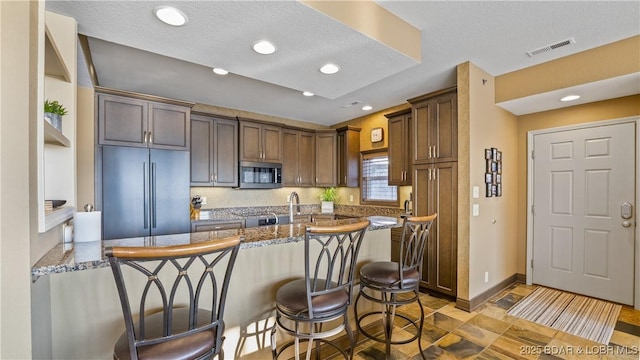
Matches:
[472,204,480,216]
[201,197,207,205]
[472,186,480,199]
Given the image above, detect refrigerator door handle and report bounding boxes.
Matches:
[151,162,157,229]
[143,162,149,229]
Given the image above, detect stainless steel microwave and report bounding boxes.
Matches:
[238,161,282,189]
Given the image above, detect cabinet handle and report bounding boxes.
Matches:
[428,168,432,181]
[214,173,218,183]
[344,176,347,184]
[211,173,214,182]
[428,146,432,158]
[435,145,438,158]
[434,168,438,181]
[148,132,153,144]
[143,131,148,144]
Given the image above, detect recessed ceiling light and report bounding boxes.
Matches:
[320,63,340,75]
[560,95,581,102]
[302,91,314,97]
[362,105,373,111]
[154,6,188,26]
[212,68,229,75]
[253,40,276,55]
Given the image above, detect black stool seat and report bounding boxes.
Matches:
[113,308,217,360]
[359,262,420,289]
[275,279,348,318]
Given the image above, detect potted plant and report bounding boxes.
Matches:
[44,99,68,132]
[319,187,339,214]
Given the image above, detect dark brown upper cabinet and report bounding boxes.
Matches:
[239,120,282,163]
[282,129,315,187]
[190,114,238,187]
[98,92,190,151]
[408,87,457,164]
[336,126,360,187]
[386,109,412,186]
[315,130,337,187]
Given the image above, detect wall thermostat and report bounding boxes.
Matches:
[370,127,383,142]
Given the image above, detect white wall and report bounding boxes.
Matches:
[0,1,37,357]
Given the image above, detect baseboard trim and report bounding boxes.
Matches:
[456,273,526,312]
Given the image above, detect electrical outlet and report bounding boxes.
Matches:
[349,195,353,202]
[201,197,207,205]
[484,272,489,283]
[472,186,480,198]
[286,194,290,202]
[472,204,480,216]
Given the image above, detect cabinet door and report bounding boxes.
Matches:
[149,102,190,150]
[212,118,238,187]
[315,132,336,186]
[298,131,315,186]
[432,92,457,163]
[282,130,299,186]
[388,113,411,185]
[411,99,433,164]
[190,116,214,186]
[262,124,282,163]
[336,128,360,187]
[98,94,148,147]
[413,162,457,297]
[239,122,262,161]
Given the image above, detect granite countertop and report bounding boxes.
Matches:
[32,214,403,282]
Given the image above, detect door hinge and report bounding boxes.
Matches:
[531,205,534,215]
[531,150,535,159]
[531,259,534,268]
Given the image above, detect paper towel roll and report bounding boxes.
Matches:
[73,211,102,243]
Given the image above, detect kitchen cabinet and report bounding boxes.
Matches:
[413,162,457,297]
[191,220,244,232]
[239,120,282,163]
[97,92,191,151]
[102,145,191,240]
[190,114,238,187]
[336,126,361,187]
[283,129,315,187]
[314,130,337,186]
[408,87,457,164]
[386,109,412,185]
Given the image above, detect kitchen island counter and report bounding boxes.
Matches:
[32,215,402,282]
[32,214,396,359]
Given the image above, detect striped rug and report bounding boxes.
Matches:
[506,287,621,344]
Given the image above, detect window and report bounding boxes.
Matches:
[361,151,398,206]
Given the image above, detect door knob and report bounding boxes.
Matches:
[622,221,632,228]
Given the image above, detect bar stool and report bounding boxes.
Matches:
[271,220,370,360]
[105,235,243,360]
[354,214,437,359]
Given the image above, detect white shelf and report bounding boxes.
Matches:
[44,25,71,82]
[44,120,70,147]
[44,206,75,233]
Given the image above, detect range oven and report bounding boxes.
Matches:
[238,161,282,189]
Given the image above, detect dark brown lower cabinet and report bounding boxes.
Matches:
[413,162,457,297]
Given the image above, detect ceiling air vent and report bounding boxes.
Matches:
[342,100,362,108]
[526,38,575,57]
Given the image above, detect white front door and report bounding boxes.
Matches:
[532,122,636,305]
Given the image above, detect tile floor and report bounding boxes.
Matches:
[350,284,640,360]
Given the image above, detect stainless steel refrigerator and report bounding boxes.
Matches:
[102,145,190,240]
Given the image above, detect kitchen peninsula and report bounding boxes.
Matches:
[32,211,401,359]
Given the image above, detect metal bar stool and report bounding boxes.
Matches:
[354,214,437,359]
[271,220,370,360]
[105,235,243,360]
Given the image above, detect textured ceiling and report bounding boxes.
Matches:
[46,0,640,126]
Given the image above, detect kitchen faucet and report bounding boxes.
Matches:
[289,191,300,223]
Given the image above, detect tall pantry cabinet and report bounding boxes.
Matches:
[408,87,458,297]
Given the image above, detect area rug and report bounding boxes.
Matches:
[506,287,621,344]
